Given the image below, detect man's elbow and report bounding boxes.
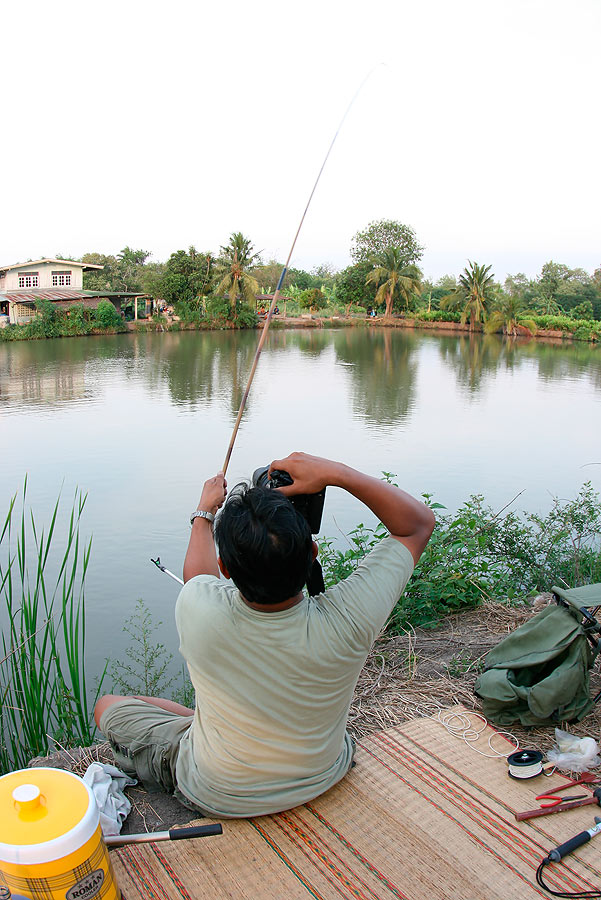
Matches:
[420,506,436,549]
[424,506,436,539]
[403,507,436,565]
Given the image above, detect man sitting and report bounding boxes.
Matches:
[95,452,434,817]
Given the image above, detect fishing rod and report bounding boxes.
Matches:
[221,66,382,476]
[150,556,184,585]
[152,68,382,584]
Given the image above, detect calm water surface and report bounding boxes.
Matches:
[1,328,600,676]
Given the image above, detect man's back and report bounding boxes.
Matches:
[174,536,414,817]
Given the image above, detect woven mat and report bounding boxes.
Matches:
[112,706,601,899]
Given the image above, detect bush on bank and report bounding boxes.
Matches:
[319,482,601,630]
[0,300,128,340]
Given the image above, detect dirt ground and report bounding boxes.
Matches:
[29,594,601,834]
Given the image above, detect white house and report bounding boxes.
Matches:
[0,258,149,325]
[0,258,104,324]
[0,258,103,293]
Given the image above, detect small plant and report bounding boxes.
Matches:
[446,651,484,678]
[172,668,195,709]
[108,599,176,697]
[108,602,196,708]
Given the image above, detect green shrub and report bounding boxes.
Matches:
[531,314,577,332]
[173,300,206,325]
[299,288,327,312]
[24,299,61,338]
[318,481,601,631]
[348,304,367,316]
[572,301,595,320]
[206,296,258,328]
[414,309,462,323]
[63,304,93,336]
[573,324,593,342]
[93,300,125,330]
[108,599,175,697]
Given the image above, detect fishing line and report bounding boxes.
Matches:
[221,65,385,476]
[152,69,384,584]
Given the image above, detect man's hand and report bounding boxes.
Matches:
[269,451,435,565]
[197,472,227,516]
[268,452,341,496]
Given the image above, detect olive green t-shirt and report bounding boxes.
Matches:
[174,536,414,817]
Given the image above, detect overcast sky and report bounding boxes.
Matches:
[3,0,600,282]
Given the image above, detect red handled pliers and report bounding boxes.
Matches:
[536,773,600,808]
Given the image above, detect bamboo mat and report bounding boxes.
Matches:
[111,706,601,899]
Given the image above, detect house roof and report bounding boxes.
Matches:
[0,258,104,272]
[52,297,108,311]
[1,288,147,304]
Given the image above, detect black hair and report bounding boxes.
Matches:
[214,484,313,605]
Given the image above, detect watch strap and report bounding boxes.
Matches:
[190,509,215,526]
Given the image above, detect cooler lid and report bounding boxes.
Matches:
[0,767,97,861]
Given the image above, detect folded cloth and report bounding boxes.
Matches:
[83,762,137,836]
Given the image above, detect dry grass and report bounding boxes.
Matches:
[348,597,601,760]
[28,740,114,776]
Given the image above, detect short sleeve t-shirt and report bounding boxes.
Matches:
[174,536,414,817]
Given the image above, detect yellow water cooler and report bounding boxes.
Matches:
[0,766,120,900]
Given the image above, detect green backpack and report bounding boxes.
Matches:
[474,603,597,726]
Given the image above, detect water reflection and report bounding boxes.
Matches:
[0,337,103,406]
[1,329,600,426]
[138,331,259,414]
[437,334,508,395]
[333,328,418,426]
[523,339,601,388]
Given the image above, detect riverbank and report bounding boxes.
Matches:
[140,312,601,344]
[2,307,599,343]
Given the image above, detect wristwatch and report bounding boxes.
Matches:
[190,509,215,526]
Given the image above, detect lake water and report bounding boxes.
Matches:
[1,327,600,679]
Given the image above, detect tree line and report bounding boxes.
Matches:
[77,221,601,334]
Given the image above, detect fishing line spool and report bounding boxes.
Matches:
[507,749,544,779]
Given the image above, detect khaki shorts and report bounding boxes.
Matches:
[99,698,196,805]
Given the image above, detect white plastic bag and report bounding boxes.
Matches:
[547,728,601,773]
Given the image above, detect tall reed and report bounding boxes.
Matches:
[0,481,103,772]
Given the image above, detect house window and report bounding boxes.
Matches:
[18,272,39,288]
[13,303,34,318]
[52,271,72,286]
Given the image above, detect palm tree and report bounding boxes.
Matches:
[485,295,538,337]
[365,248,421,318]
[215,232,260,313]
[441,261,495,332]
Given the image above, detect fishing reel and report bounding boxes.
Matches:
[251,465,326,596]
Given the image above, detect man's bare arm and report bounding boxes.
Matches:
[269,452,435,564]
[183,473,227,583]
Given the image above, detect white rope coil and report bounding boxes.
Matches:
[414,705,520,759]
